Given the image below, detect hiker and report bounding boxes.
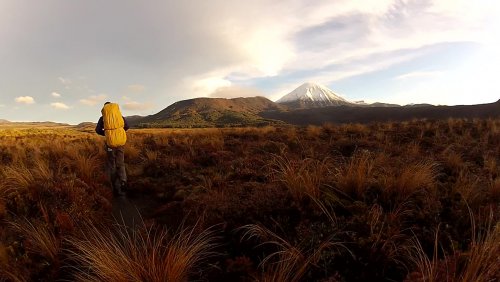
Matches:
[95,102,129,196]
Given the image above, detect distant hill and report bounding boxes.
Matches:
[369,102,401,107]
[0,121,71,129]
[261,100,500,125]
[125,115,145,125]
[73,122,97,133]
[0,119,10,124]
[128,96,499,128]
[130,96,286,128]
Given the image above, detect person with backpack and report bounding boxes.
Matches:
[95,102,129,197]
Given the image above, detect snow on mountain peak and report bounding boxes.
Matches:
[276,82,348,104]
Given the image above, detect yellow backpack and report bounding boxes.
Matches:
[101,103,127,147]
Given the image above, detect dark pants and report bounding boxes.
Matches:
[106,145,127,193]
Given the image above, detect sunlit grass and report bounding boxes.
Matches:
[0,119,498,281]
[68,222,219,282]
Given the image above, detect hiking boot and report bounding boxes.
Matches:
[120,181,128,192]
[113,186,126,197]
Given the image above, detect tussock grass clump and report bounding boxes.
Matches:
[241,224,350,282]
[71,153,101,184]
[0,164,35,194]
[334,151,375,199]
[460,221,500,282]
[68,222,219,282]
[9,218,60,263]
[143,148,160,162]
[270,154,331,201]
[406,211,500,282]
[383,161,439,204]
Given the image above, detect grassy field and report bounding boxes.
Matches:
[0,118,499,281]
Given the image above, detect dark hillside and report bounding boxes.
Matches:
[262,100,500,125]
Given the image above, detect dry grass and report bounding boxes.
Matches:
[306,125,322,138]
[489,178,500,201]
[406,210,500,282]
[0,164,35,196]
[453,169,480,203]
[241,224,350,282]
[0,119,498,281]
[68,222,218,282]
[9,218,60,263]
[441,148,464,174]
[143,148,160,163]
[460,210,500,282]
[270,154,331,201]
[405,226,442,282]
[334,151,375,198]
[383,161,439,203]
[71,153,101,183]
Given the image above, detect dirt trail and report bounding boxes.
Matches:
[112,193,156,229]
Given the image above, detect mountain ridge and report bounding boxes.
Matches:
[262,100,500,125]
[131,96,285,128]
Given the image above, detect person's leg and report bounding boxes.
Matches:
[115,146,127,192]
[105,145,117,188]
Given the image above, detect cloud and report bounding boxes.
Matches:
[168,0,498,97]
[209,86,264,98]
[50,102,70,110]
[395,71,443,80]
[51,92,61,97]
[127,84,145,93]
[1,0,498,123]
[79,94,107,106]
[122,101,153,111]
[15,96,35,104]
[189,75,232,96]
[58,77,72,85]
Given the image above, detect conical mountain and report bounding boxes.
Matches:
[277,82,352,108]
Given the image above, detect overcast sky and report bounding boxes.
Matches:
[1,0,499,123]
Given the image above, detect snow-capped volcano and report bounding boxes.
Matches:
[277,82,352,108]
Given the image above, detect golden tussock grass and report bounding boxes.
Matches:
[0,164,36,197]
[67,222,219,282]
[489,178,500,201]
[241,224,350,282]
[459,212,500,282]
[124,143,142,161]
[482,154,498,179]
[334,151,375,198]
[453,169,480,203]
[70,153,102,184]
[383,161,439,203]
[0,119,498,281]
[406,142,421,158]
[9,218,60,263]
[305,125,322,138]
[440,145,464,173]
[143,148,160,163]
[270,154,331,201]
[405,225,443,282]
[406,209,500,282]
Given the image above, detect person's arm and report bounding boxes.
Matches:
[95,116,105,136]
[123,117,130,131]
